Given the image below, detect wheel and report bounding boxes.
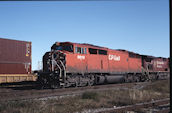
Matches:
[88,81,94,86]
[75,81,78,87]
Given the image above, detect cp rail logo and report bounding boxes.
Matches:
[108,54,120,61]
[156,61,164,68]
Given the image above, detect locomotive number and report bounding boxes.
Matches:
[109,54,120,61]
[77,55,85,60]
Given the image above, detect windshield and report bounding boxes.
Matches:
[56,46,63,50]
[55,45,73,52]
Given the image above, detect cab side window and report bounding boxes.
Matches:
[75,46,81,54]
[75,46,78,53]
[81,48,84,54]
[77,47,81,54]
[84,48,87,54]
[75,46,87,54]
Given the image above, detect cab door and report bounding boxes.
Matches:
[98,49,109,73]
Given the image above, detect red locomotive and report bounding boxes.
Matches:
[38,42,169,88]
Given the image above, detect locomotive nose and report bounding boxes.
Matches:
[40,50,67,88]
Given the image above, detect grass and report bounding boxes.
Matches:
[143,80,170,93]
[82,91,99,100]
[0,101,40,113]
[0,80,169,113]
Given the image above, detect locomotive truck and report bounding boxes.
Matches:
[37,42,169,88]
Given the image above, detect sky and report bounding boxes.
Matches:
[0,0,169,70]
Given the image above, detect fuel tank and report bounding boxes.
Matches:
[96,75,124,84]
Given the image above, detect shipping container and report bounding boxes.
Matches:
[0,38,31,74]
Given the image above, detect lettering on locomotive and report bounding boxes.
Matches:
[108,54,120,61]
[156,61,164,68]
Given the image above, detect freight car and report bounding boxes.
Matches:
[37,42,169,88]
[0,38,37,83]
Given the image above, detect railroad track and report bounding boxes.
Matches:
[0,81,150,102]
[97,98,170,113]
